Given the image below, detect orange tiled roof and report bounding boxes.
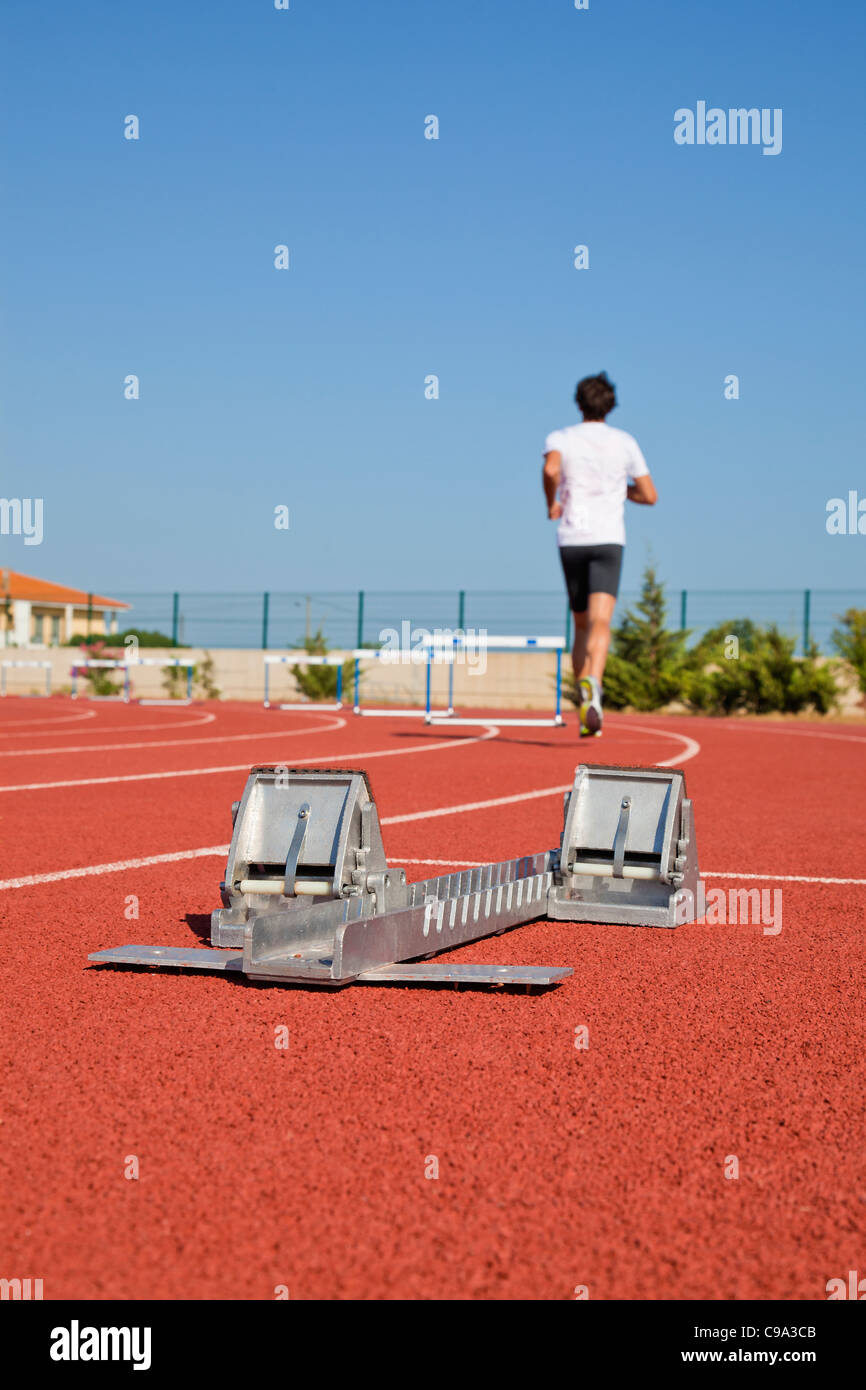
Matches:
[0,570,129,609]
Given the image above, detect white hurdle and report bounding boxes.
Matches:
[351,646,453,718]
[263,653,345,710]
[132,656,196,705]
[425,635,566,728]
[70,659,131,701]
[0,659,53,697]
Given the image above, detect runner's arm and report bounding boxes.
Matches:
[543,451,562,518]
[627,473,657,504]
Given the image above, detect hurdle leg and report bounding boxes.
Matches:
[555,648,562,722]
[353,657,360,713]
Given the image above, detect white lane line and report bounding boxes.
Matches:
[0,710,98,733]
[713,723,866,745]
[382,726,701,825]
[0,725,499,794]
[398,858,866,885]
[3,851,863,894]
[0,712,340,758]
[0,845,231,890]
[702,870,866,885]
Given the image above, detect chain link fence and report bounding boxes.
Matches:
[96,589,866,656]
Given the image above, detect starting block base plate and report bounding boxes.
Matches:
[88,944,571,989]
[89,944,244,972]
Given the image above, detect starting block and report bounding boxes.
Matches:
[89,762,699,990]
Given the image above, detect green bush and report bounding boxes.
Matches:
[71,640,123,697]
[685,622,836,715]
[565,568,837,717]
[290,630,354,703]
[160,651,221,700]
[831,608,866,696]
[66,628,177,648]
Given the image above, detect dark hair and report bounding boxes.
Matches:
[575,372,617,420]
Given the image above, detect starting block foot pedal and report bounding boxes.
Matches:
[547,764,699,928]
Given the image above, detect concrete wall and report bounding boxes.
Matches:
[3,645,861,717]
[0,646,563,709]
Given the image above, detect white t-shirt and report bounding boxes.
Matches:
[544,421,649,547]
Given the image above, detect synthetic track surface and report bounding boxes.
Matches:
[1,697,864,1300]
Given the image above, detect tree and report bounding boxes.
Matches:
[601,565,691,710]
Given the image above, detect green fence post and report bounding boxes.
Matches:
[262,592,270,650]
[171,593,180,646]
[803,589,811,654]
[680,589,687,630]
[86,593,93,636]
[458,590,465,630]
[356,590,365,648]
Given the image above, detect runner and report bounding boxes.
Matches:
[542,372,657,736]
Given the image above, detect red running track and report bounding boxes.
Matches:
[0,697,864,1300]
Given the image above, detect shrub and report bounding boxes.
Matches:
[831,608,866,696]
[160,651,221,700]
[290,630,354,703]
[71,640,123,697]
[684,621,836,715]
[66,628,177,648]
[565,569,837,717]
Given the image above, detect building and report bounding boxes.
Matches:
[0,569,129,648]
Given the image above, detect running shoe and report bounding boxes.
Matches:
[578,676,603,737]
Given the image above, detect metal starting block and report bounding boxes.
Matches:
[549,764,699,928]
[89,762,699,991]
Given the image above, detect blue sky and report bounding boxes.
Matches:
[1,0,864,599]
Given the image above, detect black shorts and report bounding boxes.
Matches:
[559,543,624,612]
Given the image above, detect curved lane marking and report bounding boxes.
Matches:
[0,724,498,794]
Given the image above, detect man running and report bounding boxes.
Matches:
[542,371,657,736]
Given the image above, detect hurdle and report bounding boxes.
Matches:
[70,659,131,702]
[263,653,345,710]
[132,656,196,705]
[425,635,566,727]
[0,659,53,697]
[350,645,455,718]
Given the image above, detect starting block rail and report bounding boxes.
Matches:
[0,660,53,697]
[89,761,700,992]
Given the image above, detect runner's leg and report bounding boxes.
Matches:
[584,591,617,683]
[571,609,588,681]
